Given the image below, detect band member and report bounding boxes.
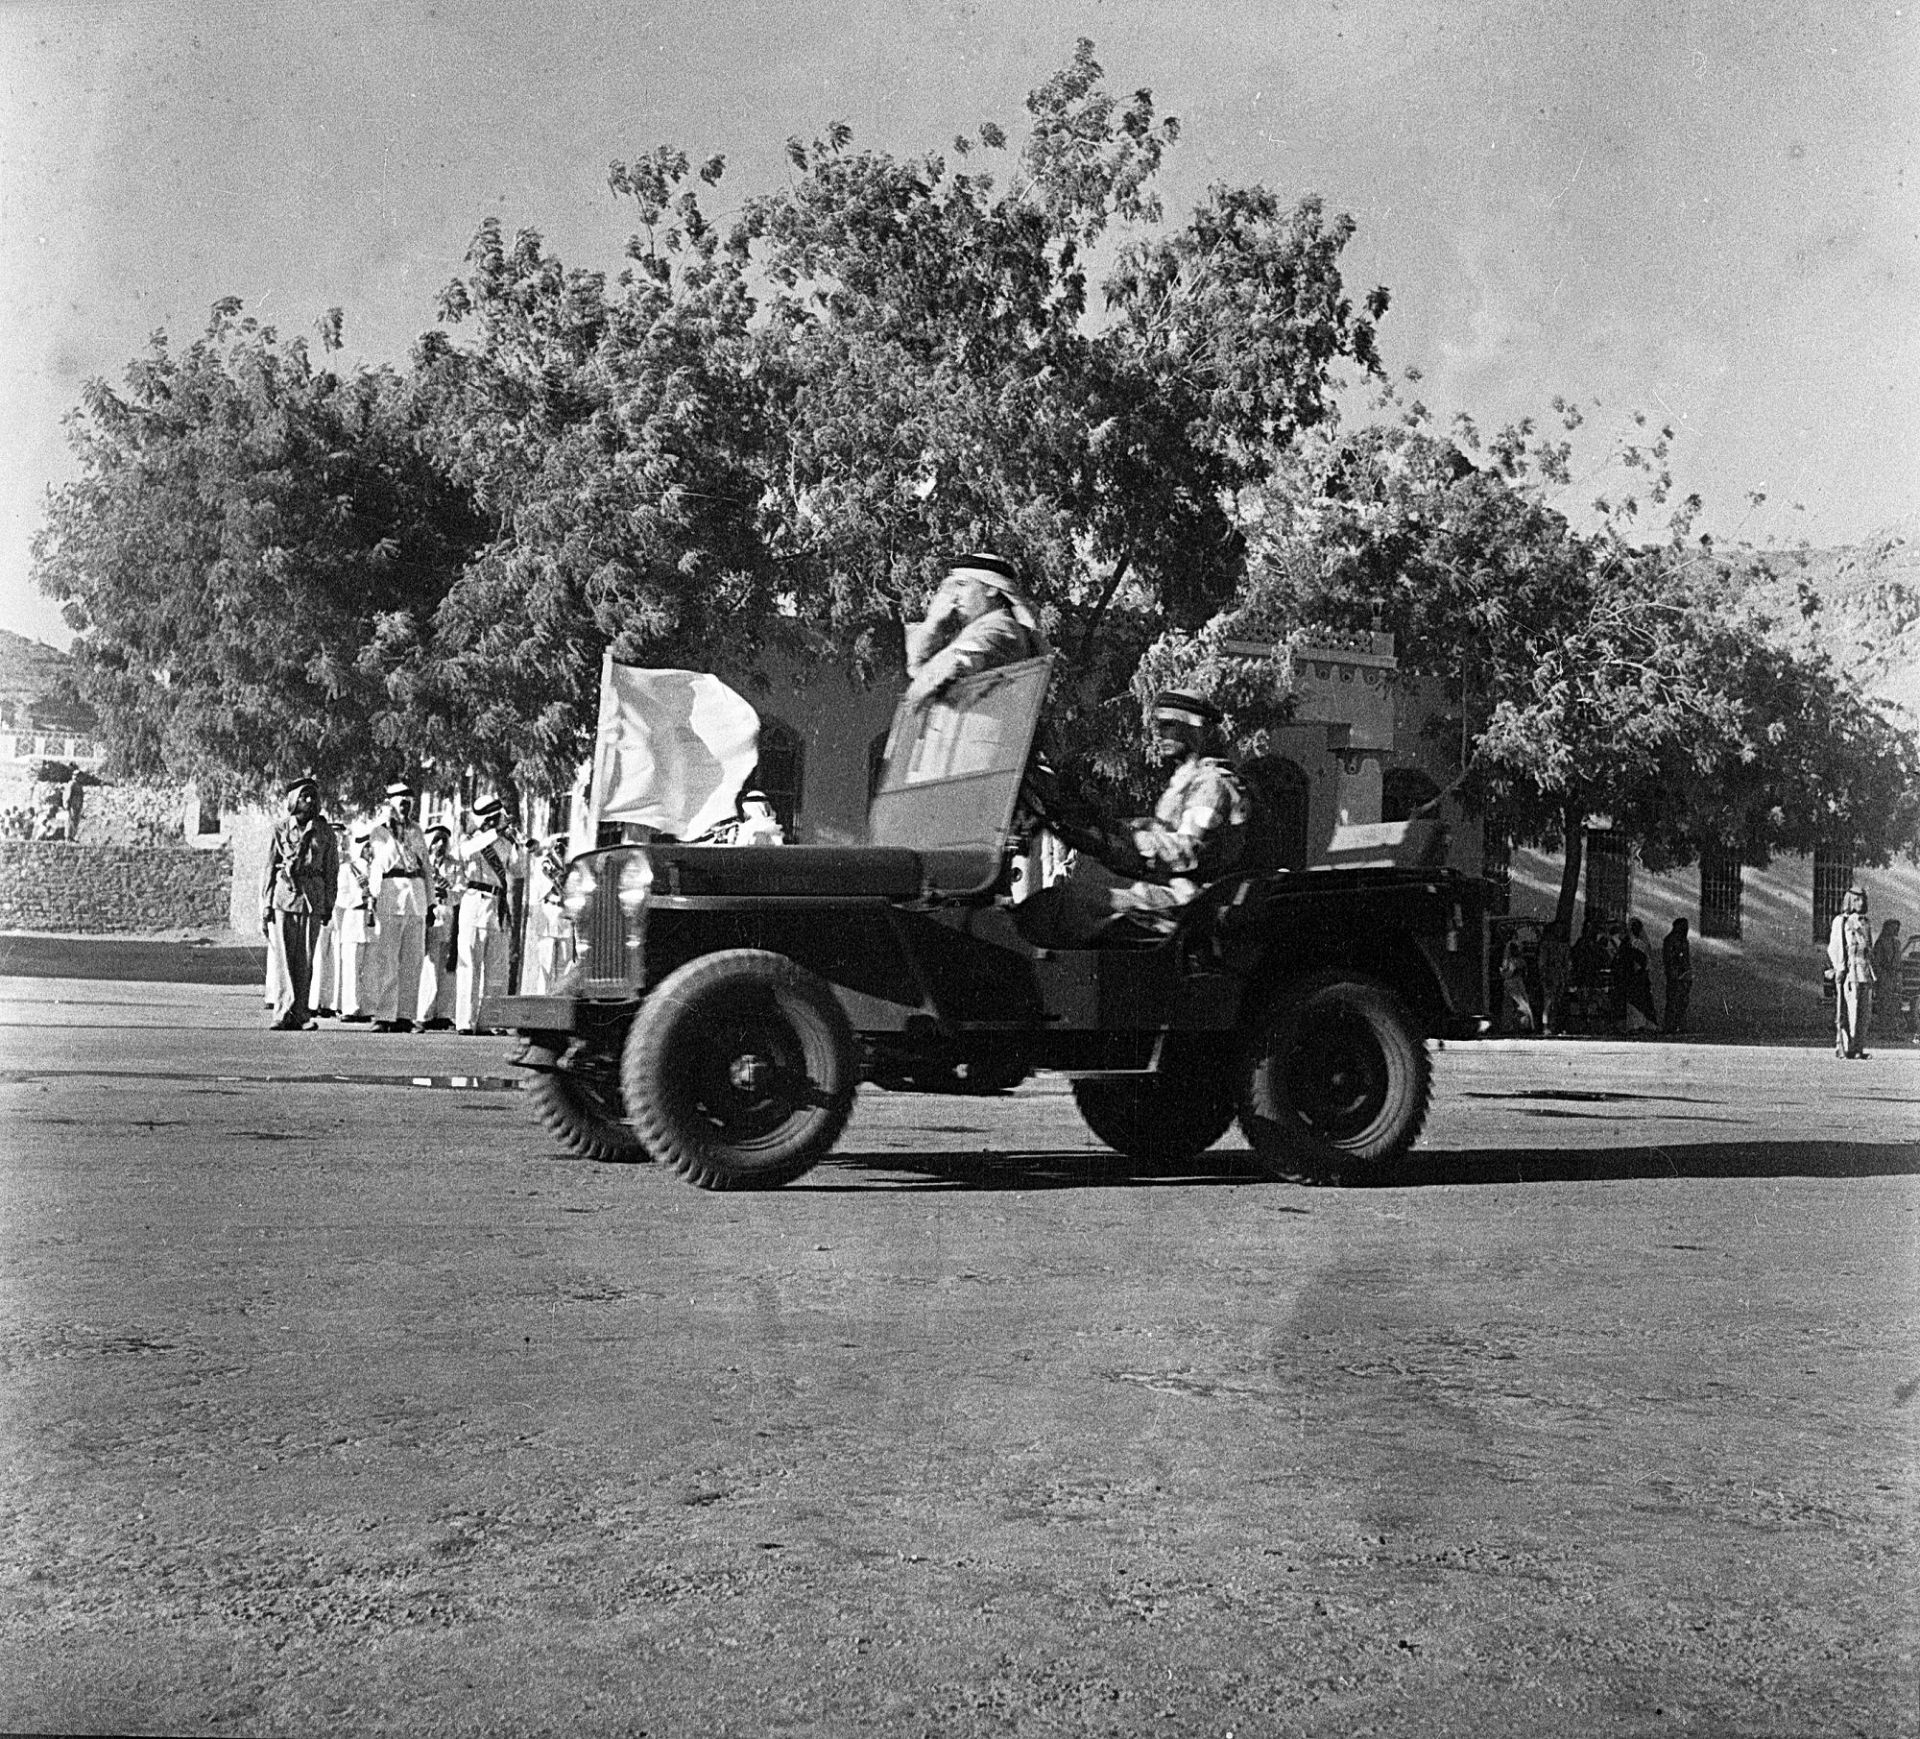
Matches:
[365,781,431,1032]
[415,822,461,1029]
[456,796,522,1034]
[520,835,577,995]
[259,776,337,1030]
[336,818,379,1021]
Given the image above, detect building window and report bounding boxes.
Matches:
[1699,845,1743,940]
[1584,829,1632,922]
[751,718,804,833]
[1381,767,1441,824]
[1812,842,1854,943]
[1243,756,1311,870]
[1481,815,1512,917]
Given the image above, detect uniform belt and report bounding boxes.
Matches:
[467,881,503,894]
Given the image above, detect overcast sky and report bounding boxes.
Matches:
[2,0,1914,649]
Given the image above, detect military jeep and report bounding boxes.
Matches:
[482,657,1489,1189]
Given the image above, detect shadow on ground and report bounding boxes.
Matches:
[806,1140,1920,1192]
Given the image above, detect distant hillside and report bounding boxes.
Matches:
[0,629,75,713]
[1727,521,1920,722]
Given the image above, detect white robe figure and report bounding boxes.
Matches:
[365,811,431,1026]
[416,837,461,1027]
[335,835,378,1019]
[456,812,521,1033]
[520,843,575,995]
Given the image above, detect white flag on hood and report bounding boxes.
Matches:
[590,657,761,842]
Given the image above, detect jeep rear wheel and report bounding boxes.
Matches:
[525,1041,648,1163]
[1237,972,1431,1183]
[1072,1067,1237,1167]
[622,950,857,1190]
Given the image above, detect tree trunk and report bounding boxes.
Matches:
[1555,798,1586,933]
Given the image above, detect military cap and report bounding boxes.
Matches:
[1151,689,1221,730]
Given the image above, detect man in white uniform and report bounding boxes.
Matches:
[415,823,461,1029]
[336,819,379,1021]
[456,796,522,1034]
[365,781,432,1033]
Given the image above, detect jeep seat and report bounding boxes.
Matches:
[645,844,925,900]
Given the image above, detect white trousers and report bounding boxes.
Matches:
[456,890,510,1031]
[365,902,427,1024]
[417,917,457,1025]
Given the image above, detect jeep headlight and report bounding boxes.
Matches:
[617,852,653,911]
[562,860,597,915]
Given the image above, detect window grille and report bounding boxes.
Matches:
[1698,845,1743,940]
[1481,815,1512,917]
[1812,843,1854,943]
[1584,829,1631,922]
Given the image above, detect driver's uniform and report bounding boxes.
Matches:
[1036,755,1250,942]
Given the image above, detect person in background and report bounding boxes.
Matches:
[903,552,1049,709]
[309,825,343,1019]
[1621,916,1660,1033]
[62,769,86,843]
[1827,885,1877,1060]
[335,818,379,1023]
[364,782,431,1033]
[1538,918,1572,1035]
[259,776,337,1031]
[1870,918,1904,1040]
[1661,917,1693,1035]
[456,796,521,1034]
[1499,935,1536,1033]
[416,823,460,1030]
[520,834,575,995]
[733,789,786,846]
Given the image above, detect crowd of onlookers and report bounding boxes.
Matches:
[1495,912,1694,1037]
[260,779,789,1032]
[1493,896,1915,1046]
[260,778,580,1034]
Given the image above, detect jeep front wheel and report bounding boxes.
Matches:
[622,950,857,1190]
[1237,973,1431,1183]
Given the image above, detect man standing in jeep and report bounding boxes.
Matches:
[903,552,1050,708]
[1023,687,1251,943]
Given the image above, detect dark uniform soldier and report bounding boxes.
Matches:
[1021,688,1251,944]
[260,776,338,1030]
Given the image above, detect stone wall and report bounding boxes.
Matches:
[0,840,233,933]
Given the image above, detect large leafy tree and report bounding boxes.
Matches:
[402,39,1386,794]
[397,161,771,794]
[32,302,482,802]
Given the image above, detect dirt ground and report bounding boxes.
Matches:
[0,978,1914,1737]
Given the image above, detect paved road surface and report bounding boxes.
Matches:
[2,978,1915,1736]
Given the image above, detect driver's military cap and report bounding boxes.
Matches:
[1152,689,1221,730]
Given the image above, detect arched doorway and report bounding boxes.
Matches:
[1382,767,1441,824]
